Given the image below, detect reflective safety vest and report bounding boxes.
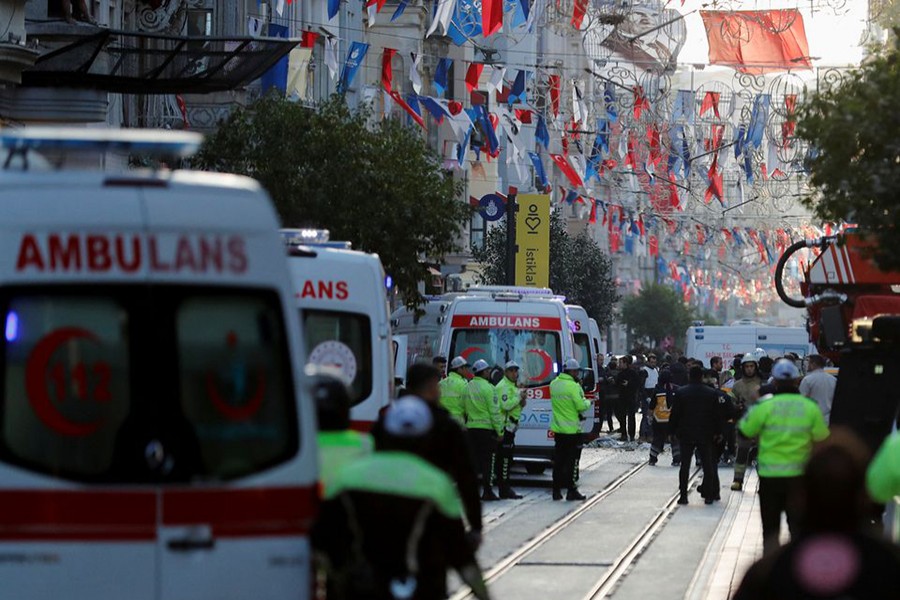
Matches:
[495,377,523,432]
[867,431,900,504]
[550,373,590,434]
[466,376,503,435]
[328,451,463,518]
[318,430,374,498]
[652,391,672,423]
[738,393,830,478]
[439,371,469,424]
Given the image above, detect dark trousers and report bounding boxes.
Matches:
[615,395,637,440]
[468,428,498,495]
[733,431,756,483]
[758,476,801,555]
[649,421,680,464]
[598,394,615,432]
[552,433,583,491]
[678,440,719,500]
[639,392,654,439]
[494,430,516,491]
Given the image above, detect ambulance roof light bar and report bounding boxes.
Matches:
[0,127,204,166]
[467,286,556,297]
[279,228,352,249]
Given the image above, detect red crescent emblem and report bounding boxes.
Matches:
[205,367,267,422]
[460,347,481,362]
[25,327,105,437]
[526,349,553,382]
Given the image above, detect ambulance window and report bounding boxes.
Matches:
[0,297,130,478]
[176,296,296,480]
[449,329,562,387]
[302,310,372,406]
[574,333,593,370]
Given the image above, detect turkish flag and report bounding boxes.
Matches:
[701,10,811,75]
[550,154,584,187]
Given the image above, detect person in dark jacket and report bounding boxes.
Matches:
[670,358,689,386]
[373,363,483,549]
[615,355,640,442]
[649,369,681,466]
[669,366,723,504]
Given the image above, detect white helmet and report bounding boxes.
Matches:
[741,353,758,365]
[383,397,434,437]
[472,359,491,373]
[564,358,581,371]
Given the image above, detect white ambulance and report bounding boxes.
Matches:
[685,322,812,367]
[390,296,453,370]
[0,129,318,600]
[437,286,588,462]
[282,230,393,430]
[567,305,602,438]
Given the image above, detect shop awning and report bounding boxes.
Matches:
[21,29,299,94]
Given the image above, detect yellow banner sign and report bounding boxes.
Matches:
[515,194,550,288]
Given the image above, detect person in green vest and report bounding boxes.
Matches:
[738,359,830,554]
[867,430,900,504]
[550,358,591,501]
[494,360,527,500]
[312,396,491,600]
[311,365,373,498]
[466,359,503,502]
[439,356,471,424]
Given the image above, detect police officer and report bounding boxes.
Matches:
[738,359,829,554]
[311,366,373,498]
[731,353,763,491]
[466,359,504,502]
[312,397,491,600]
[550,358,591,501]
[495,360,526,500]
[867,430,900,505]
[440,356,471,424]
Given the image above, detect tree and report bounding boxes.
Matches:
[194,95,470,305]
[620,284,693,348]
[471,210,619,329]
[797,34,900,270]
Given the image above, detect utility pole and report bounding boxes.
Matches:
[505,187,518,286]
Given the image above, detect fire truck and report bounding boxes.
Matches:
[775,231,900,451]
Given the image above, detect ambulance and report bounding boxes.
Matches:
[685,322,812,367]
[0,129,318,599]
[437,286,588,464]
[390,296,452,370]
[282,230,393,430]
[567,305,600,401]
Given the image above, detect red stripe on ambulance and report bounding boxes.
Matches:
[450,315,562,330]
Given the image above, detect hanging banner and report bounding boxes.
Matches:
[515,194,550,289]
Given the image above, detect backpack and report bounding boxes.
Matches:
[652,392,672,422]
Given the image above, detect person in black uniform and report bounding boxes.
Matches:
[669,366,723,505]
[615,355,640,442]
[372,363,484,550]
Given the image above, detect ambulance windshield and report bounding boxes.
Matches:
[449,329,561,387]
[573,333,593,370]
[302,310,372,406]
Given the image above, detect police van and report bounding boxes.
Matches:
[437,286,588,463]
[282,230,393,430]
[0,129,318,599]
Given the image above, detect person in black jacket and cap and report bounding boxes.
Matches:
[669,365,723,505]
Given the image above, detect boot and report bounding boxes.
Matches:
[677,494,689,505]
[481,490,500,502]
[552,488,563,501]
[566,489,587,501]
[499,487,523,499]
[730,481,743,491]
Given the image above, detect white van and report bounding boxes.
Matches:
[390,296,452,368]
[0,130,318,600]
[282,230,393,430]
[685,323,812,367]
[438,286,586,461]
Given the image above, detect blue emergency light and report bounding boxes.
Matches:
[0,127,204,157]
[279,228,352,249]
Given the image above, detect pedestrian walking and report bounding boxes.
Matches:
[312,397,491,600]
[640,354,659,441]
[738,359,830,554]
[465,359,504,502]
[731,353,764,491]
[598,357,619,433]
[615,355,640,442]
[374,363,484,548]
[799,355,837,423]
[550,358,591,501]
[734,430,900,600]
[494,361,527,500]
[439,356,471,425]
[648,370,681,466]
[669,366,722,505]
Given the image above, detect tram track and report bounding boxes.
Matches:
[450,462,702,600]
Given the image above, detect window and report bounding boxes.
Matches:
[573,333,593,370]
[186,9,213,36]
[303,310,372,406]
[470,211,486,251]
[449,328,562,387]
[0,287,298,483]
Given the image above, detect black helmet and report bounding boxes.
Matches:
[306,364,352,431]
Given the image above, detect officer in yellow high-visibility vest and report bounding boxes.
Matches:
[550,358,591,501]
[439,356,471,424]
[466,359,504,502]
[494,360,527,499]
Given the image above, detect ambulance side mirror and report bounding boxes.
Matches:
[581,371,596,392]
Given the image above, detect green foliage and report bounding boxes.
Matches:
[194,95,470,306]
[620,284,693,346]
[471,210,619,328]
[797,34,900,270]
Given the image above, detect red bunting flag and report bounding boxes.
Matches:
[781,94,797,147]
[514,109,532,123]
[700,91,720,118]
[701,10,812,75]
[589,199,597,224]
[633,86,650,119]
[572,0,588,29]
[482,0,503,37]
[649,235,658,257]
[705,154,724,205]
[465,62,484,93]
[300,31,319,49]
[549,75,560,117]
[550,154,584,187]
[381,48,425,129]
